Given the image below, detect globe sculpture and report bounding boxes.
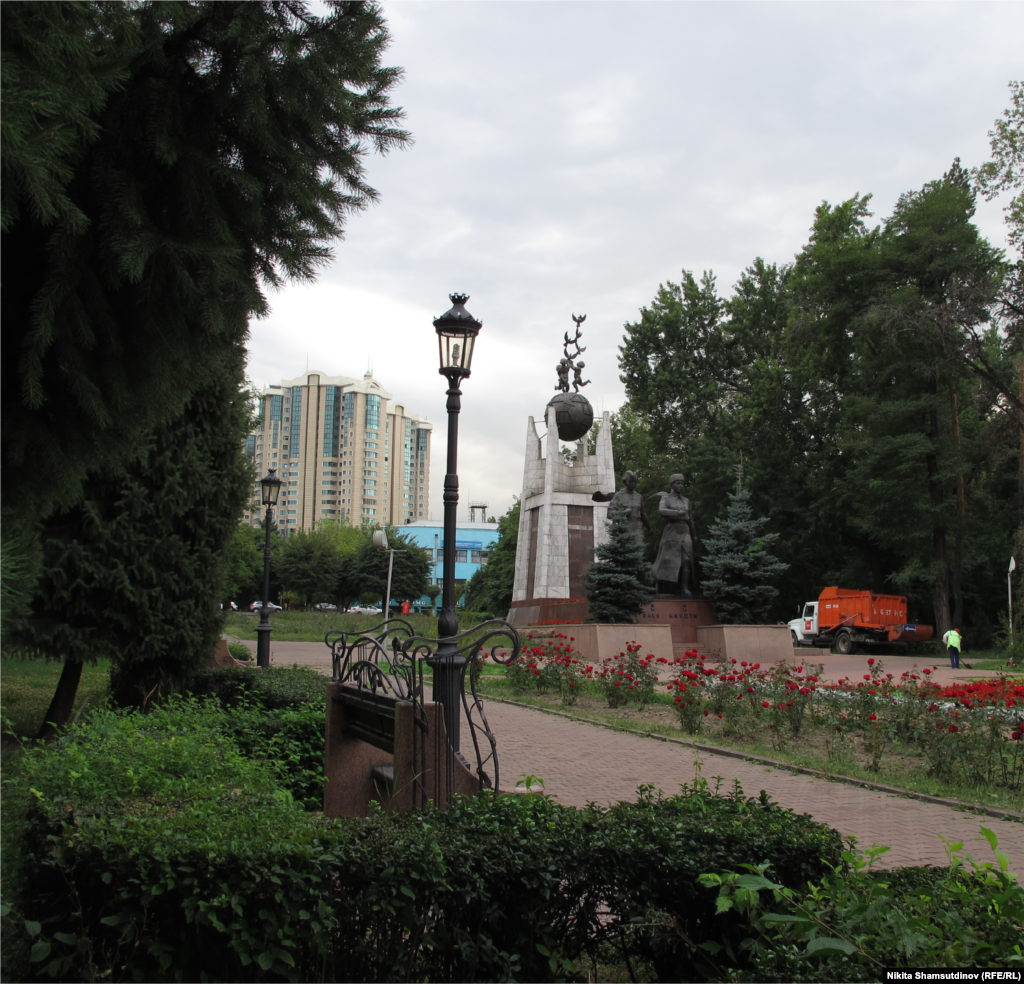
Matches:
[547,390,594,441]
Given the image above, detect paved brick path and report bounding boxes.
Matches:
[480,699,1024,874]
[233,638,1023,873]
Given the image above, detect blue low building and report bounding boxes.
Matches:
[400,520,499,613]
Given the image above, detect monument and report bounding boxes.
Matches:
[507,317,715,649]
[640,473,715,645]
[509,316,614,627]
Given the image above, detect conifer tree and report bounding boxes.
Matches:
[585,505,655,624]
[17,346,253,723]
[701,471,789,624]
[2,1,409,525]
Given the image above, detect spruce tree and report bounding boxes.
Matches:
[15,347,252,722]
[701,474,789,624]
[585,505,655,624]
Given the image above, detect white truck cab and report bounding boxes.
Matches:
[788,601,818,646]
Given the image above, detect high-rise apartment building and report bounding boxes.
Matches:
[243,370,432,532]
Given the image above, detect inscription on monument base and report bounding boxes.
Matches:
[639,598,717,645]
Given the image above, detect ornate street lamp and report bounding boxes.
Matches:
[256,467,282,669]
[427,293,482,750]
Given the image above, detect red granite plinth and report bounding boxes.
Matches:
[508,598,590,627]
[637,598,717,645]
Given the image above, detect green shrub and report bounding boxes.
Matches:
[5,704,846,984]
[217,702,327,810]
[187,665,328,709]
[226,642,253,662]
[697,833,1024,980]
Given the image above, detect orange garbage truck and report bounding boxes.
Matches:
[787,586,934,655]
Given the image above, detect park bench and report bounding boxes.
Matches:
[325,681,483,818]
[322,618,517,818]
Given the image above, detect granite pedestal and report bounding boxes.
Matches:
[636,597,717,646]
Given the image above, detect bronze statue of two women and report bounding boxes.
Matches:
[593,471,697,597]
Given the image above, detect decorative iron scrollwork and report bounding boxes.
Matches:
[326,618,520,795]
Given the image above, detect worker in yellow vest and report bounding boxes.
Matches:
[942,627,962,669]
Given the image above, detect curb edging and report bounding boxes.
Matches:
[482,695,1023,821]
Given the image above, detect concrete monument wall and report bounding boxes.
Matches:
[509,406,614,624]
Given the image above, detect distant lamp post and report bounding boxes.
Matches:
[256,467,282,669]
[427,293,482,750]
[372,528,406,617]
[1010,555,1017,648]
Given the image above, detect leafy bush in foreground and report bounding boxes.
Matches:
[697,834,1024,981]
[4,700,844,983]
[187,665,328,709]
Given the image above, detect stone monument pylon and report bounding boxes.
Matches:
[508,316,614,627]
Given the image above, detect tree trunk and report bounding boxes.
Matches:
[926,398,952,637]
[37,658,84,741]
[949,384,965,631]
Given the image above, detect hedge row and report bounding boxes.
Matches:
[186,665,328,710]
[4,698,845,983]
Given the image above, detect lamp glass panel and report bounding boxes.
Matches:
[261,469,282,505]
[436,328,478,372]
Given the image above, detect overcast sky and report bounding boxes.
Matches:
[247,1,1023,524]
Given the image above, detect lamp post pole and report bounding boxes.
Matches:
[426,293,482,752]
[1010,555,1017,648]
[372,529,405,617]
[256,468,282,670]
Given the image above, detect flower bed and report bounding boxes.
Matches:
[495,645,1024,801]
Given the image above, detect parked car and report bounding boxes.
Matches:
[347,605,382,615]
[249,601,283,612]
[314,603,337,611]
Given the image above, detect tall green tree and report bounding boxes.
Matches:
[2,1,408,724]
[585,506,655,624]
[13,348,252,722]
[789,168,1005,637]
[223,522,282,606]
[351,528,431,609]
[974,81,1024,254]
[2,0,409,526]
[274,521,362,608]
[701,474,789,624]
[616,165,1011,640]
[975,82,1024,524]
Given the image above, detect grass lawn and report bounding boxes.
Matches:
[1,656,112,743]
[476,675,1024,815]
